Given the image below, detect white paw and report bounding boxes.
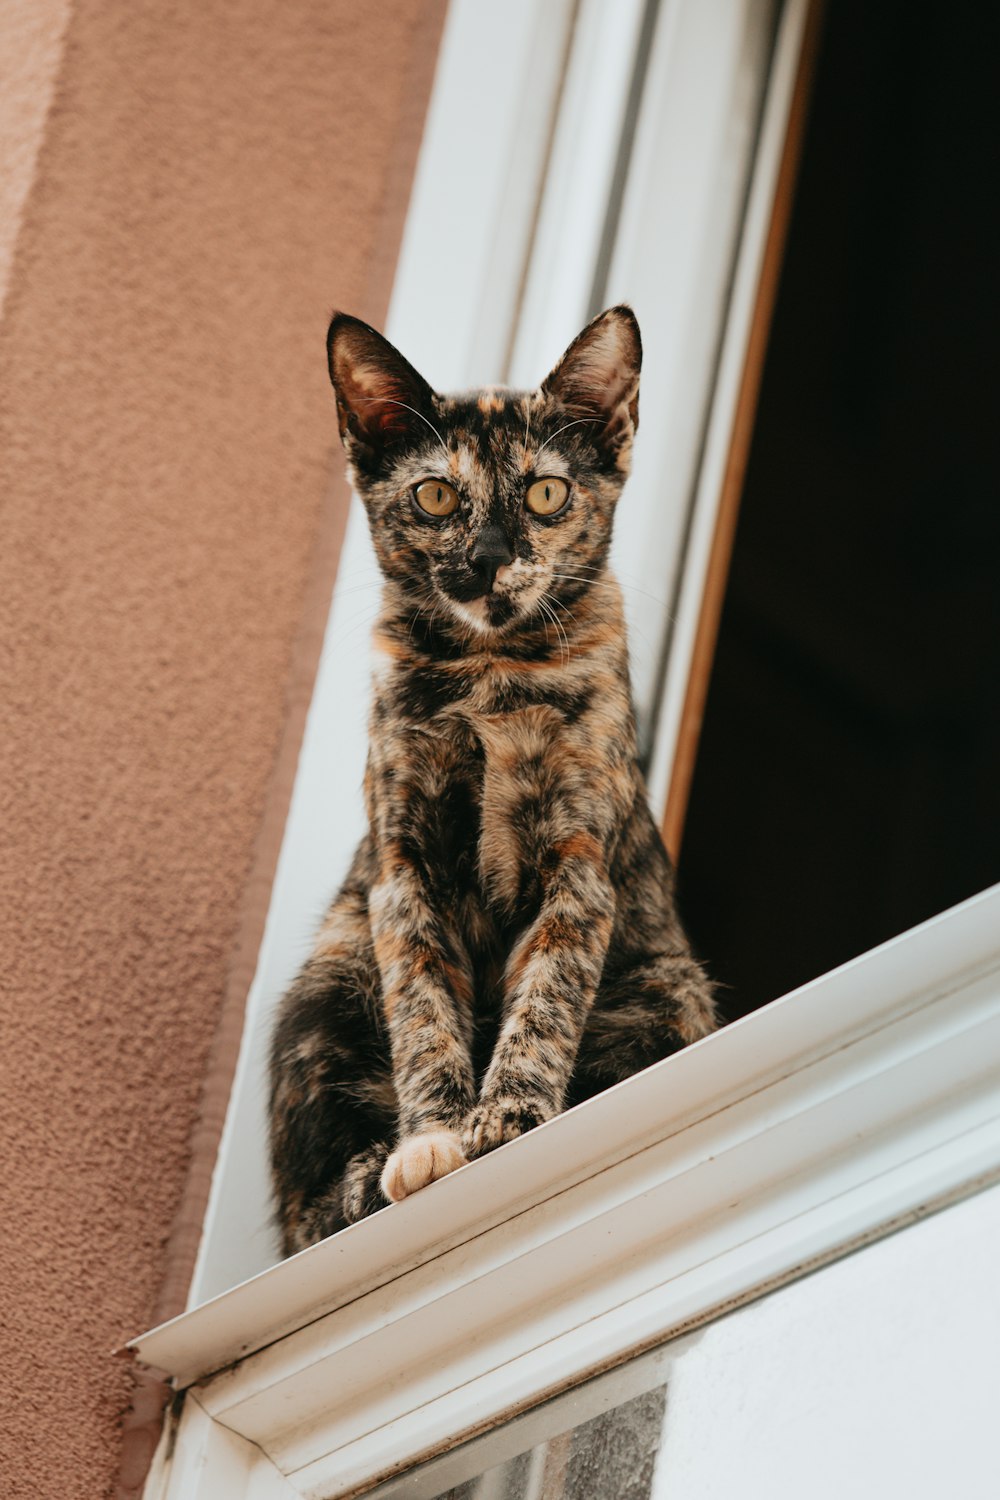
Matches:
[380,1129,467,1203]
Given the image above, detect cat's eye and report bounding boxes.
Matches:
[525,477,569,517]
[413,479,460,517]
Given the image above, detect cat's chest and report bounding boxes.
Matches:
[456,701,571,911]
[398,696,590,918]
[417,698,567,803]
[374,656,616,907]
[374,696,570,901]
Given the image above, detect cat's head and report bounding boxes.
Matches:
[326,306,641,638]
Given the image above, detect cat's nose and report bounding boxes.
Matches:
[470,525,514,589]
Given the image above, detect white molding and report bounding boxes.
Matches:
[389,0,577,390]
[506,0,647,387]
[134,884,1000,1499]
[141,1393,298,1500]
[602,0,788,758]
[368,1333,682,1500]
[645,0,810,810]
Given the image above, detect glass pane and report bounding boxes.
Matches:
[433,1385,667,1500]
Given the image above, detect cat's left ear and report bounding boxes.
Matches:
[541,305,642,465]
[327,313,438,471]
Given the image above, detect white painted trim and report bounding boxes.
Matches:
[141,1393,298,1500]
[506,0,648,386]
[646,0,810,810]
[325,1184,1000,1499]
[602,0,788,758]
[388,0,578,390]
[135,883,1000,1499]
[369,1334,682,1500]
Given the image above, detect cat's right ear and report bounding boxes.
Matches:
[540,305,642,469]
[326,314,438,469]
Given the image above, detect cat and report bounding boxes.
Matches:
[268,305,716,1255]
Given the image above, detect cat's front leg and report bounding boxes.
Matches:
[464,837,616,1158]
[368,858,477,1200]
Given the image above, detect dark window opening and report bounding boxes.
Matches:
[679,0,1000,1022]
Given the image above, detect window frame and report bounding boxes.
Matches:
[136,881,1000,1498]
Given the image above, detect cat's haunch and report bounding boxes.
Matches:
[268,307,715,1255]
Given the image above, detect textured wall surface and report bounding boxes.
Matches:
[0,2,445,1495]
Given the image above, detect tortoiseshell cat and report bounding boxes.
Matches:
[269,306,716,1254]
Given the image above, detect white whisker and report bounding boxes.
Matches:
[537,593,570,666]
[533,415,602,461]
[551,572,675,613]
[326,578,384,603]
[328,604,384,653]
[545,591,575,623]
[535,597,560,663]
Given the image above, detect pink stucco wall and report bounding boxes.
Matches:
[0,2,446,1495]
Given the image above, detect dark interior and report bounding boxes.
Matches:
[678,0,1000,1022]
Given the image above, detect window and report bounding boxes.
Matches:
[134,3,1000,1497]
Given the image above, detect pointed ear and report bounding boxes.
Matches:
[326,313,438,464]
[541,305,642,457]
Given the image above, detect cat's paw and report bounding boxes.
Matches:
[462,1097,552,1159]
[380,1128,467,1203]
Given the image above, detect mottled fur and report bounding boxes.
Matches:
[269,307,715,1254]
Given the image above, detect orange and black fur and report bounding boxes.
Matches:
[269,307,716,1254]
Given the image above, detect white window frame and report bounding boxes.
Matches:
[132,3,1000,1496]
[136,882,1000,1498]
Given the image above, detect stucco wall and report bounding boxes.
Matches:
[0,2,446,1496]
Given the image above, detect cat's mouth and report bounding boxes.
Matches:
[444,588,520,634]
[433,561,520,631]
[433,557,551,636]
[443,574,496,604]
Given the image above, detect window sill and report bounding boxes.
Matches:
[133,882,1000,1499]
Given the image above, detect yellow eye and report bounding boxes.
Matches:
[414,479,460,517]
[525,477,569,516]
